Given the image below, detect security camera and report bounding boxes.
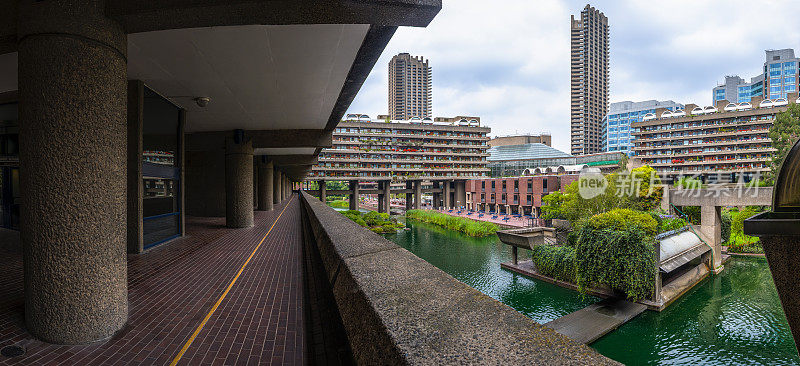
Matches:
[194,97,211,108]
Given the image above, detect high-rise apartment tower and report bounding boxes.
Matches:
[570,4,609,155]
[389,53,432,120]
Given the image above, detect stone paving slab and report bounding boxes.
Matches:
[545,298,647,344]
[0,197,304,365]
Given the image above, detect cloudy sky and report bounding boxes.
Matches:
[347,0,800,152]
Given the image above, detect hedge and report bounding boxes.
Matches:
[531,245,577,283]
[576,209,657,301]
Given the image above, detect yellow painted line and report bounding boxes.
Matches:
[170,195,294,366]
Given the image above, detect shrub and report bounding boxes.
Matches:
[327,199,349,209]
[339,210,400,233]
[582,208,658,237]
[674,177,703,189]
[659,217,688,233]
[727,208,761,251]
[363,211,389,226]
[675,206,701,224]
[531,245,577,283]
[576,210,657,301]
[406,210,498,237]
[721,210,732,244]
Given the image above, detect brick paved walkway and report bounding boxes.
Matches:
[0,195,304,365]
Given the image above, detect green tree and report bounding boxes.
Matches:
[540,190,567,219]
[768,103,800,183]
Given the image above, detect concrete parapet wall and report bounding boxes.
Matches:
[299,192,617,365]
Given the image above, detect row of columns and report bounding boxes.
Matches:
[223,138,295,229]
[309,179,467,212]
[13,0,297,345]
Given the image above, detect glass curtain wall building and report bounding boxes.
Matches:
[604,100,683,154]
[712,49,798,104]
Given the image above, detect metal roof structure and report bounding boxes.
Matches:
[487,143,572,162]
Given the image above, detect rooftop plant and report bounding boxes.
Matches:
[341,210,403,234]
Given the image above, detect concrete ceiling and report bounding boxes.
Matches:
[128,24,370,133]
[255,147,317,155]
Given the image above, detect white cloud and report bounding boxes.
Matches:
[347,0,800,153]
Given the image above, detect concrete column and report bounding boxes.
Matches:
[700,205,723,272]
[454,180,466,209]
[349,180,360,211]
[257,157,274,211]
[443,180,452,209]
[384,181,392,213]
[225,137,254,228]
[405,181,413,210]
[18,1,128,344]
[252,158,258,208]
[283,176,289,199]
[273,169,281,204]
[378,181,390,213]
[413,180,422,210]
[320,180,327,203]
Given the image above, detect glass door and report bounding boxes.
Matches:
[142,88,181,248]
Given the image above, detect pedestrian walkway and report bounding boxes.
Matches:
[0,196,306,365]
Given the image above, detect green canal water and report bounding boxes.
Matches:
[387,219,800,365]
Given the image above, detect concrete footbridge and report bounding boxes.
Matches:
[664,186,772,271]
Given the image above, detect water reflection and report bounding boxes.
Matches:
[387,219,596,324]
[389,220,800,365]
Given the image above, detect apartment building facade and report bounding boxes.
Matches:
[489,133,552,147]
[464,174,578,216]
[631,99,799,182]
[389,53,433,120]
[570,4,609,156]
[713,49,798,104]
[605,100,683,154]
[308,115,490,181]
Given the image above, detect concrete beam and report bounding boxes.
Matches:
[269,155,318,166]
[186,129,332,151]
[670,187,772,207]
[107,0,442,33]
[281,165,312,181]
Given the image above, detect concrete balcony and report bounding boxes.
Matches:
[633,128,771,142]
[634,138,773,151]
[631,119,773,136]
[635,147,776,159]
